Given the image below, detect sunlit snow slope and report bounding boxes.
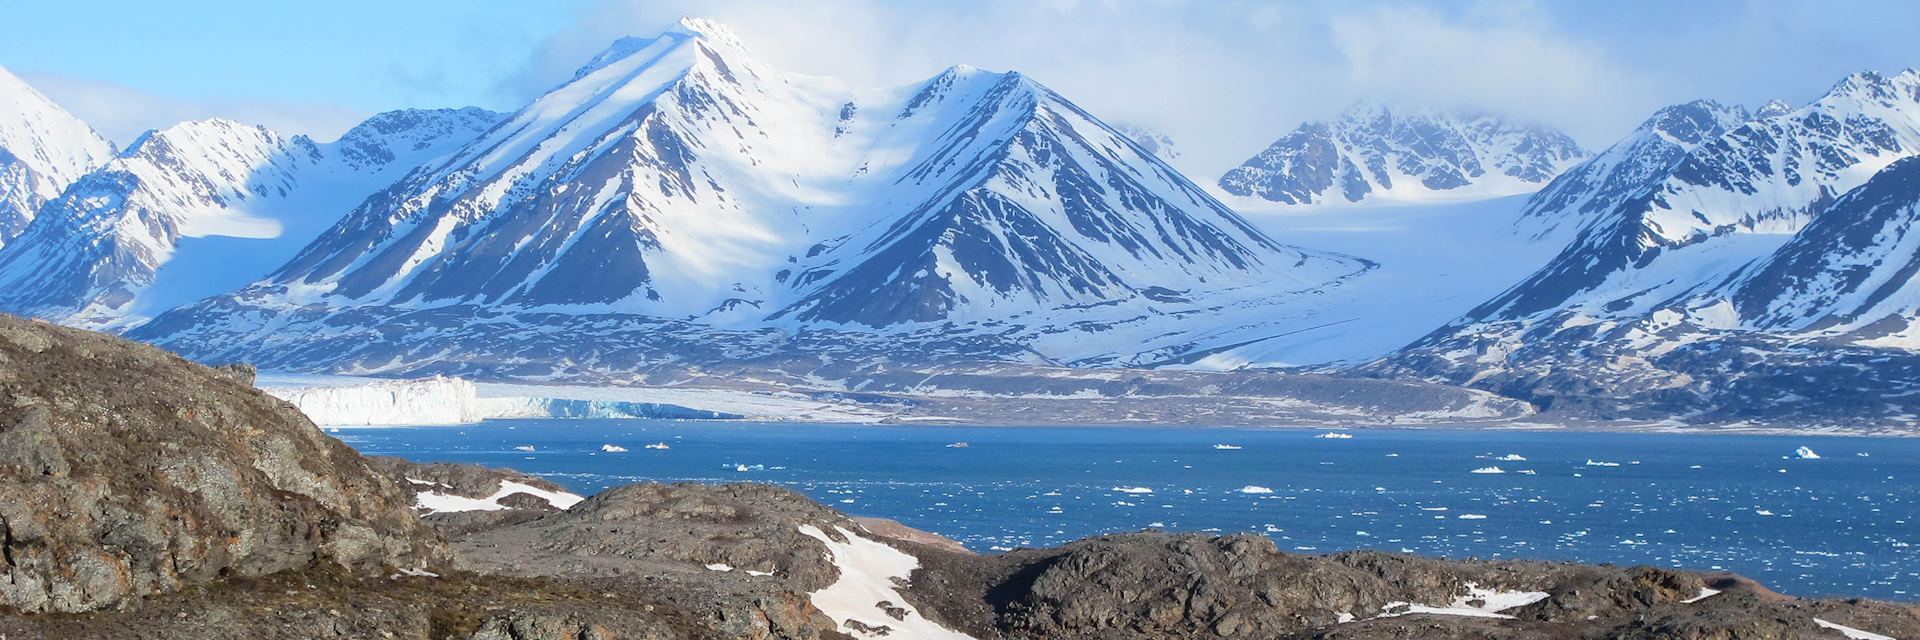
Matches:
[133,18,1368,375]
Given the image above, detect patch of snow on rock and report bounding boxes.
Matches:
[797,524,979,640]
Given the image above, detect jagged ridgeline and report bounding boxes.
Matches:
[1218,104,1587,206]
[131,18,1366,375]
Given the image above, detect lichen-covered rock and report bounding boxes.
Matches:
[0,313,440,613]
[454,482,854,592]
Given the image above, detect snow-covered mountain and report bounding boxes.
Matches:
[1217,105,1586,207]
[0,108,501,328]
[132,18,1366,377]
[1515,100,1752,239]
[1691,154,1920,341]
[1115,124,1179,160]
[1376,70,1920,424]
[0,65,114,248]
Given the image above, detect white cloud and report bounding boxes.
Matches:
[500,0,1647,176]
[1326,3,1652,144]
[19,72,369,149]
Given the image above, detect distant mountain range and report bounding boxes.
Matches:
[1217,105,1586,206]
[0,108,500,328]
[2,19,1919,427]
[1376,70,1920,424]
[124,19,1367,376]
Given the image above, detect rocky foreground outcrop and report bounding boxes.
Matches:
[0,314,438,614]
[0,313,1916,639]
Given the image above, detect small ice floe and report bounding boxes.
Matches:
[705,563,734,572]
[1421,507,1449,512]
[1813,618,1897,640]
[1755,509,1776,516]
[1315,432,1354,439]
[1585,459,1620,467]
[1457,514,1488,520]
[1470,466,1506,474]
[600,444,629,453]
[1496,454,1527,461]
[1794,446,1821,459]
[1857,452,1871,457]
[731,464,766,472]
[1148,521,1167,528]
[644,442,670,450]
[1681,588,1721,603]
[513,445,536,452]
[1212,444,1242,450]
[1239,486,1275,494]
[945,442,969,448]
[1047,506,1064,514]
[1111,486,1155,494]
[1518,470,1538,475]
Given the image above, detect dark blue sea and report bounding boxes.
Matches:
[336,420,1918,601]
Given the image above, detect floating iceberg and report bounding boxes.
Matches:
[1111,486,1155,494]
[1315,432,1355,439]
[645,442,670,450]
[1794,446,1821,460]
[600,444,628,453]
[513,445,536,452]
[1239,486,1275,494]
[1212,444,1242,450]
[1585,459,1620,467]
[1470,466,1505,474]
[1496,454,1527,461]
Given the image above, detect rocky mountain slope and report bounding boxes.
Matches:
[3,316,1916,638]
[0,108,500,328]
[128,18,1371,378]
[1376,70,1920,424]
[1218,104,1586,206]
[0,65,114,248]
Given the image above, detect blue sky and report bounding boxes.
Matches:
[6,0,1919,174]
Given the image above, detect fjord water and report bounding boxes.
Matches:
[340,420,1918,600]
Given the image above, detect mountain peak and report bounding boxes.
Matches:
[0,63,117,246]
[1755,99,1793,119]
[1220,103,1585,206]
[669,16,743,43]
[572,17,757,83]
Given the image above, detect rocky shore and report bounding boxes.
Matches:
[1,313,1915,639]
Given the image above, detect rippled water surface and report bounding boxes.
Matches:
[339,420,1919,600]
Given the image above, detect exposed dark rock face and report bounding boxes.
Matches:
[0,313,439,613]
[898,531,1920,640]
